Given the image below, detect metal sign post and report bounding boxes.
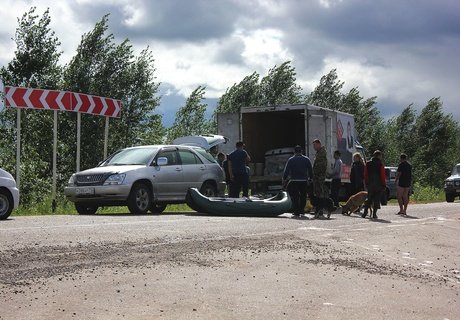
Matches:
[16,109,21,189]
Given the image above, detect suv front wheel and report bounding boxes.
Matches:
[128,183,152,214]
[446,193,456,203]
[0,189,13,220]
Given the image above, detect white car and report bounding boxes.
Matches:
[64,135,227,215]
[0,168,20,220]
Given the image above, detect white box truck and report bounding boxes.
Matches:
[217,104,365,196]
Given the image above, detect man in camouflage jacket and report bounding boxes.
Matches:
[313,139,328,198]
[312,139,336,218]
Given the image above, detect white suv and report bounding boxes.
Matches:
[0,168,20,220]
[64,135,227,215]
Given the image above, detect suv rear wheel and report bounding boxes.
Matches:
[128,183,151,214]
[75,203,98,215]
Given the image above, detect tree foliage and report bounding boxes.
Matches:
[306,69,383,153]
[412,98,459,187]
[1,7,459,207]
[167,86,211,142]
[259,61,303,106]
[216,72,260,114]
[63,15,162,171]
[0,9,163,206]
[0,7,61,205]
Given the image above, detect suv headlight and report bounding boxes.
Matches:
[445,181,453,187]
[68,174,76,186]
[104,173,126,185]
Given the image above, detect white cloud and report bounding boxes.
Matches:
[0,0,458,124]
[238,28,292,71]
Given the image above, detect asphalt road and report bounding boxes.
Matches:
[1,202,459,320]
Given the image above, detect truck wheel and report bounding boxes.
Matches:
[150,203,167,214]
[446,193,455,203]
[128,183,151,214]
[0,189,13,220]
[200,181,217,197]
[75,203,98,215]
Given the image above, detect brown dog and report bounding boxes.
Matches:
[341,191,370,216]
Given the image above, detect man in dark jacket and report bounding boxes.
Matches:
[362,150,386,219]
[228,141,251,198]
[282,145,313,217]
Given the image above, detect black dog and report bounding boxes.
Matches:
[310,195,335,219]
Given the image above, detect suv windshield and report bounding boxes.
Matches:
[452,165,460,176]
[101,147,159,166]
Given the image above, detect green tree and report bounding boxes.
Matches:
[259,61,303,106]
[0,7,62,205]
[412,98,459,187]
[167,86,210,141]
[305,68,343,109]
[213,61,303,130]
[215,72,260,114]
[63,15,162,171]
[384,105,421,167]
[306,69,383,154]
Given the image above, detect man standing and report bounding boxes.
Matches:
[330,150,343,208]
[282,145,313,217]
[312,139,335,218]
[362,150,386,219]
[395,153,412,216]
[227,141,251,198]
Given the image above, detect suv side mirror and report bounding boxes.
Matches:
[156,157,168,166]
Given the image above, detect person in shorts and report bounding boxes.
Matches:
[395,153,412,216]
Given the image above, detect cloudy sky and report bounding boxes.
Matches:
[0,0,459,126]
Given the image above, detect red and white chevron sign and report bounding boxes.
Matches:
[4,86,121,118]
[72,92,121,118]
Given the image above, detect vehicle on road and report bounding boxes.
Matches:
[0,168,20,220]
[444,163,460,202]
[381,166,397,205]
[64,135,227,215]
[217,104,365,198]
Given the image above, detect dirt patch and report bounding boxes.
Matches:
[0,232,448,292]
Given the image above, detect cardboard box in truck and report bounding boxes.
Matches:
[217,104,365,196]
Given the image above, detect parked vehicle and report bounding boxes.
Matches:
[380,166,398,205]
[217,104,365,197]
[64,135,227,215]
[0,168,20,220]
[444,163,460,202]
